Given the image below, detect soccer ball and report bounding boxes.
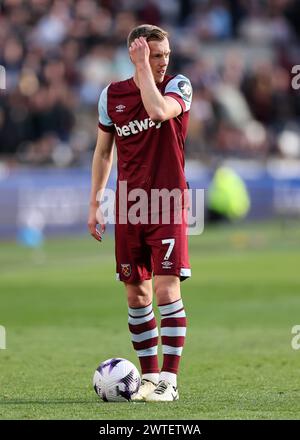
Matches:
[93,358,141,402]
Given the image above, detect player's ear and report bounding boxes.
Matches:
[128,48,133,63]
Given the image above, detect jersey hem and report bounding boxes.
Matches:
[98,121,115,133]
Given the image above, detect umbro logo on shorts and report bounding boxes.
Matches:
[114,118,162,137]
[162,261,173,269]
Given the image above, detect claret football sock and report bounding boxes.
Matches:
[158,298,187,381]
[128,303,159,376]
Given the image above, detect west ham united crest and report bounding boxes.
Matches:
[121,264,131,277]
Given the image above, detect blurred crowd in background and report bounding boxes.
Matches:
[0,0,300,167]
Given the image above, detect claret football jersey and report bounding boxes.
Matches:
[98,74,192,207]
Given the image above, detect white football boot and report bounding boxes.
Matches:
[131,379,157,402]
[145,380,179,402]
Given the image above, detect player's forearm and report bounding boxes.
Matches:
[89,149,113,206]
[136,63,166,122]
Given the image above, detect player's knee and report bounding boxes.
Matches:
[125,283,152,308]
[154,280,181,305]
[127,293,152,308]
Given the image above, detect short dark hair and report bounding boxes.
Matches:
[127,24,168,48]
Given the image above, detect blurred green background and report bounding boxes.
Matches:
[1,221,299,419]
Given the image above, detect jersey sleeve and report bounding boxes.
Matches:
[164,74,193,113]
[98,85,115,132]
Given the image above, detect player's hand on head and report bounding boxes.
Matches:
[88,204,105,242]
[129,37,150,65]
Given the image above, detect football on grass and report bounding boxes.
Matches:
[93,358,141,402]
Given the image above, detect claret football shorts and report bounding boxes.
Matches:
[115,212,191,283]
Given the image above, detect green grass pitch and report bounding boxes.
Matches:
[0,220,300,419]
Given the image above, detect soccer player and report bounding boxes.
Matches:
[88,24,192,402]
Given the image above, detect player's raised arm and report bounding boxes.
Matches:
[129,37,182,123]
[88,127,114,242]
